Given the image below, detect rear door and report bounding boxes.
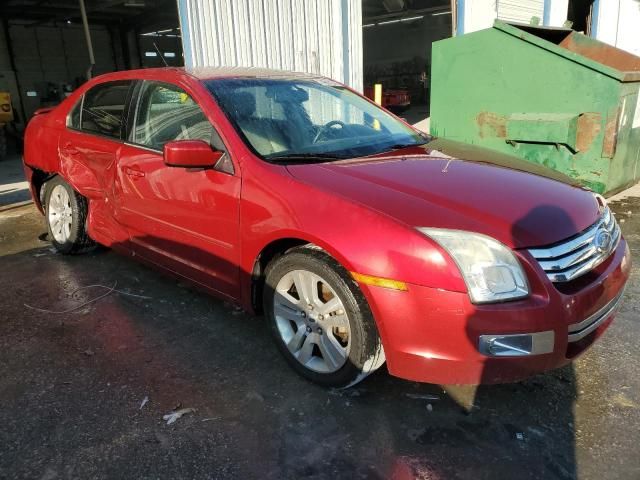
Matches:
[58,80,135,246]
[114,80,241,299]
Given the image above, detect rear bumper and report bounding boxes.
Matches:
[23,163,44,213]
[363,239,631,385]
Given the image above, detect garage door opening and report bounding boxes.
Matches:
[0,0,181,131]
[362,0,453,131]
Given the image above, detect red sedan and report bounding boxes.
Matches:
[23,67,631,387]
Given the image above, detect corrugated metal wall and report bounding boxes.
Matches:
[594,0,640,58]
[177,0,363,91]
[496,0,544,24]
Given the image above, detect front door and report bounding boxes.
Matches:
[114,81,241,299]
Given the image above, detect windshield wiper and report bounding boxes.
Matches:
[387,141,429,150]
[267,153,346,163]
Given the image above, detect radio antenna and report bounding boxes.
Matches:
[153,42,169,67]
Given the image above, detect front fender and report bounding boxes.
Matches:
[239,161,467,311]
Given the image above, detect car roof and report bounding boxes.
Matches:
[186,66,323,81]
[88,66,327,85]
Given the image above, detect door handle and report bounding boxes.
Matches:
[61,142,79,155]
[124,166,145,178]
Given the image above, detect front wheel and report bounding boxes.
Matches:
[44,177,95,254]
[263,247,385,388]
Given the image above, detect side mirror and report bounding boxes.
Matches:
[163,140,224,168]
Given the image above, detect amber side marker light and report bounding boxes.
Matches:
[350,272,408,291]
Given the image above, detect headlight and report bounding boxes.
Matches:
[417,228,529,304]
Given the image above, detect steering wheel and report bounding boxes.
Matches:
[312,120,346,144]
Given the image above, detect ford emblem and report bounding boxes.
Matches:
[594,229,612,254]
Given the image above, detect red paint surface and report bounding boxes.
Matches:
[23,67,631,384]
[163,140,224,168]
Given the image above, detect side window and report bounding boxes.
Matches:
[133,82,219,151]
[67,98,82,129]
[81,81,132,139]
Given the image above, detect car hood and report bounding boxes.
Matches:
[286,138,600,249]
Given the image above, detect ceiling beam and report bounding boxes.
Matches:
[18,0,145,26]
[363,5,451,23]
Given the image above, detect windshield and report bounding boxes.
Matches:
[205,77,427,162]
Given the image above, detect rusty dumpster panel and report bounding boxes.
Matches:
[430,20,640,196]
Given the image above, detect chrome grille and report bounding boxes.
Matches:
[567,288,626,342]
[528,206,621,283]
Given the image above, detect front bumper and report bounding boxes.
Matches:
[362,238,631,385]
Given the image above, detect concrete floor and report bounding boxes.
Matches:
[1,153,639,479]
[0,149,30,207]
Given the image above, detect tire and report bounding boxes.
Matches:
[44,176,95,254]
[263,247,385,388]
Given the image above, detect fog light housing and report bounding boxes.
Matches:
[478,331,554,357]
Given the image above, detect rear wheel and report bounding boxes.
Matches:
[44,177,95,254]
[264,247,385,387]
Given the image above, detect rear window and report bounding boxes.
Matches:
[80,81,132,139]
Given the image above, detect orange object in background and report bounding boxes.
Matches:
[364,85,411,112]
[0,92,13,125]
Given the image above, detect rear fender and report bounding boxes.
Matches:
[58,154,104,200]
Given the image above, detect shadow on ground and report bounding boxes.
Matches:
[0,203,638,479]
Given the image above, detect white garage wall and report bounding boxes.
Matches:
[593,0,640,58]
[545,0,568,27]
[177,0,363,91]
[462,0,497,33]
[458,0,640,60]
[496,0,544,24]
[459,0,561,33]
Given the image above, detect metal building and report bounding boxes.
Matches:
[177,0,363,91]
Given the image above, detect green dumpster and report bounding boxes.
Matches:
[430,20,640,196]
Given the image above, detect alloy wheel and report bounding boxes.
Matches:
[273,269,351,373]
[48,184,73,243]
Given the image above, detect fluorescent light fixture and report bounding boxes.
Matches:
[371,15,424,26]
[432,10,451,16]
[164,52,176,57]
[145,51,158,57]
[156,28,173,33]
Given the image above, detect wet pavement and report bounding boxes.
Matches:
[0,153,30,207]
[1,156,639,479]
